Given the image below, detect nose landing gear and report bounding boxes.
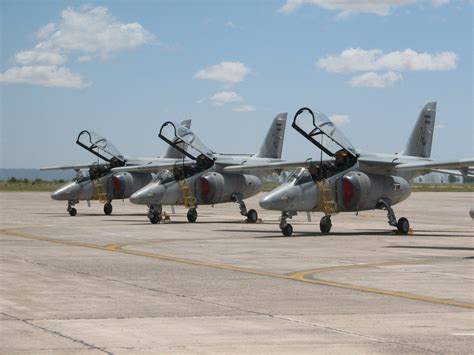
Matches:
[280,211,296,236]
[148,205,162,224]
[67,201,78,216]
[187,208,198,223]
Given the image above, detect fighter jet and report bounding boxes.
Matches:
[42,120,191,216]
[229,103,473,236]
[113,113,287,224]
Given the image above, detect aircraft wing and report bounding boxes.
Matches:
[222,159,319,174]
[394,158,474,174]
[431,169,474,178]
[111,159,196,173]
[40,163,106,171]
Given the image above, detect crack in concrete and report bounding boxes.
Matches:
[1,312,113,354]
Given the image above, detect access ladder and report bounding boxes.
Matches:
[317,179,337,216]
[178,179,196,208]
[94,179,109,203]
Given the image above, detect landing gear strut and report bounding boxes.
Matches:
[187,208,198,223]
[103,201,113,215]
[320,215,332,234]
[279,211,296,237]
[377,198,410,234]
[67,200,77,216]
[231,193,258,223]
[148,205,162,224]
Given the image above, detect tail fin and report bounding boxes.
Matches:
[255,113,287,159]
[400,102,436,158]
[162,119,191,159]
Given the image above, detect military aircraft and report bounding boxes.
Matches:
[41,120,191,216]
[112,113,287,224]
[227,102,473,236]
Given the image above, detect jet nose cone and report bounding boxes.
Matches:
[51,182,80,201]
[130,184,165,205]
[259,188,290,211]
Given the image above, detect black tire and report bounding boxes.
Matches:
[69,207,77,217]
[320,216,332,234]
[246,209,258,223]
[187,208,198,223]
[281,223,293,237]
[149,213,160,224]
[103,203,113,215]
[397,217,410,234]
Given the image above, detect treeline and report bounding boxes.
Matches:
[4,177,66,184]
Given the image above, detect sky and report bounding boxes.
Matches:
[1,0,472,168]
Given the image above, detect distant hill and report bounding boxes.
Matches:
[0,169,75,181]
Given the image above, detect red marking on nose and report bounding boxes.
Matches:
[342,177,354,209]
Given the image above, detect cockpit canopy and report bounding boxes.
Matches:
[292,107,357,159]
[159,121,215,170]
[76,130,125,168]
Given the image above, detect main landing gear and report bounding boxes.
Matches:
[319,215,332,234]
[148,205,162,224]
[279,211,296,236]
[377,198,410,234]
[67,200,77,216]
[187,208,198,223]
[231,193,258,223]
[103,201,113,215]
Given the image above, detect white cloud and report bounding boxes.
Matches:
[34,6,154,59]
[431,0,449,7]
[350,71,402,88]
[194,61,250,84]
[35,23,56,40]
[1,6,155,89]
[0,66,87,88]
[278,0,451,17]
[225,21,235,28]
[209,91,242,106]
[317,48,458,73]
[233,105,256,112]
[435,123,446,129]
[329,114,350,126]
[279,0,416,16]
[13,51,67,66]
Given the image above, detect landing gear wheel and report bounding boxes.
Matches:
[246,209,258,223]
[149,213,160,224]
[103,203,113,215]
[397,217,409,234]
[320,216,332,234]
[281,223,293,237]
[69,207,77,217]
[187,208,198,223]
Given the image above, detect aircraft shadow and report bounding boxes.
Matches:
[385,245,474,251]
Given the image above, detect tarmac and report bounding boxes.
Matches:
[1,191,473,354]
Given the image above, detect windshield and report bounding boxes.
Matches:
[285,168,312,185]
[292,107,357,158]
[73,169,90,183]
[152,170,175,184]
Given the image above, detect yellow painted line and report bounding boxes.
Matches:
[1,228,473,310]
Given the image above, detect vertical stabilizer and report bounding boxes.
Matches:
[400,102,436,158]
[255,113,287,159]
[162,119,191,159]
